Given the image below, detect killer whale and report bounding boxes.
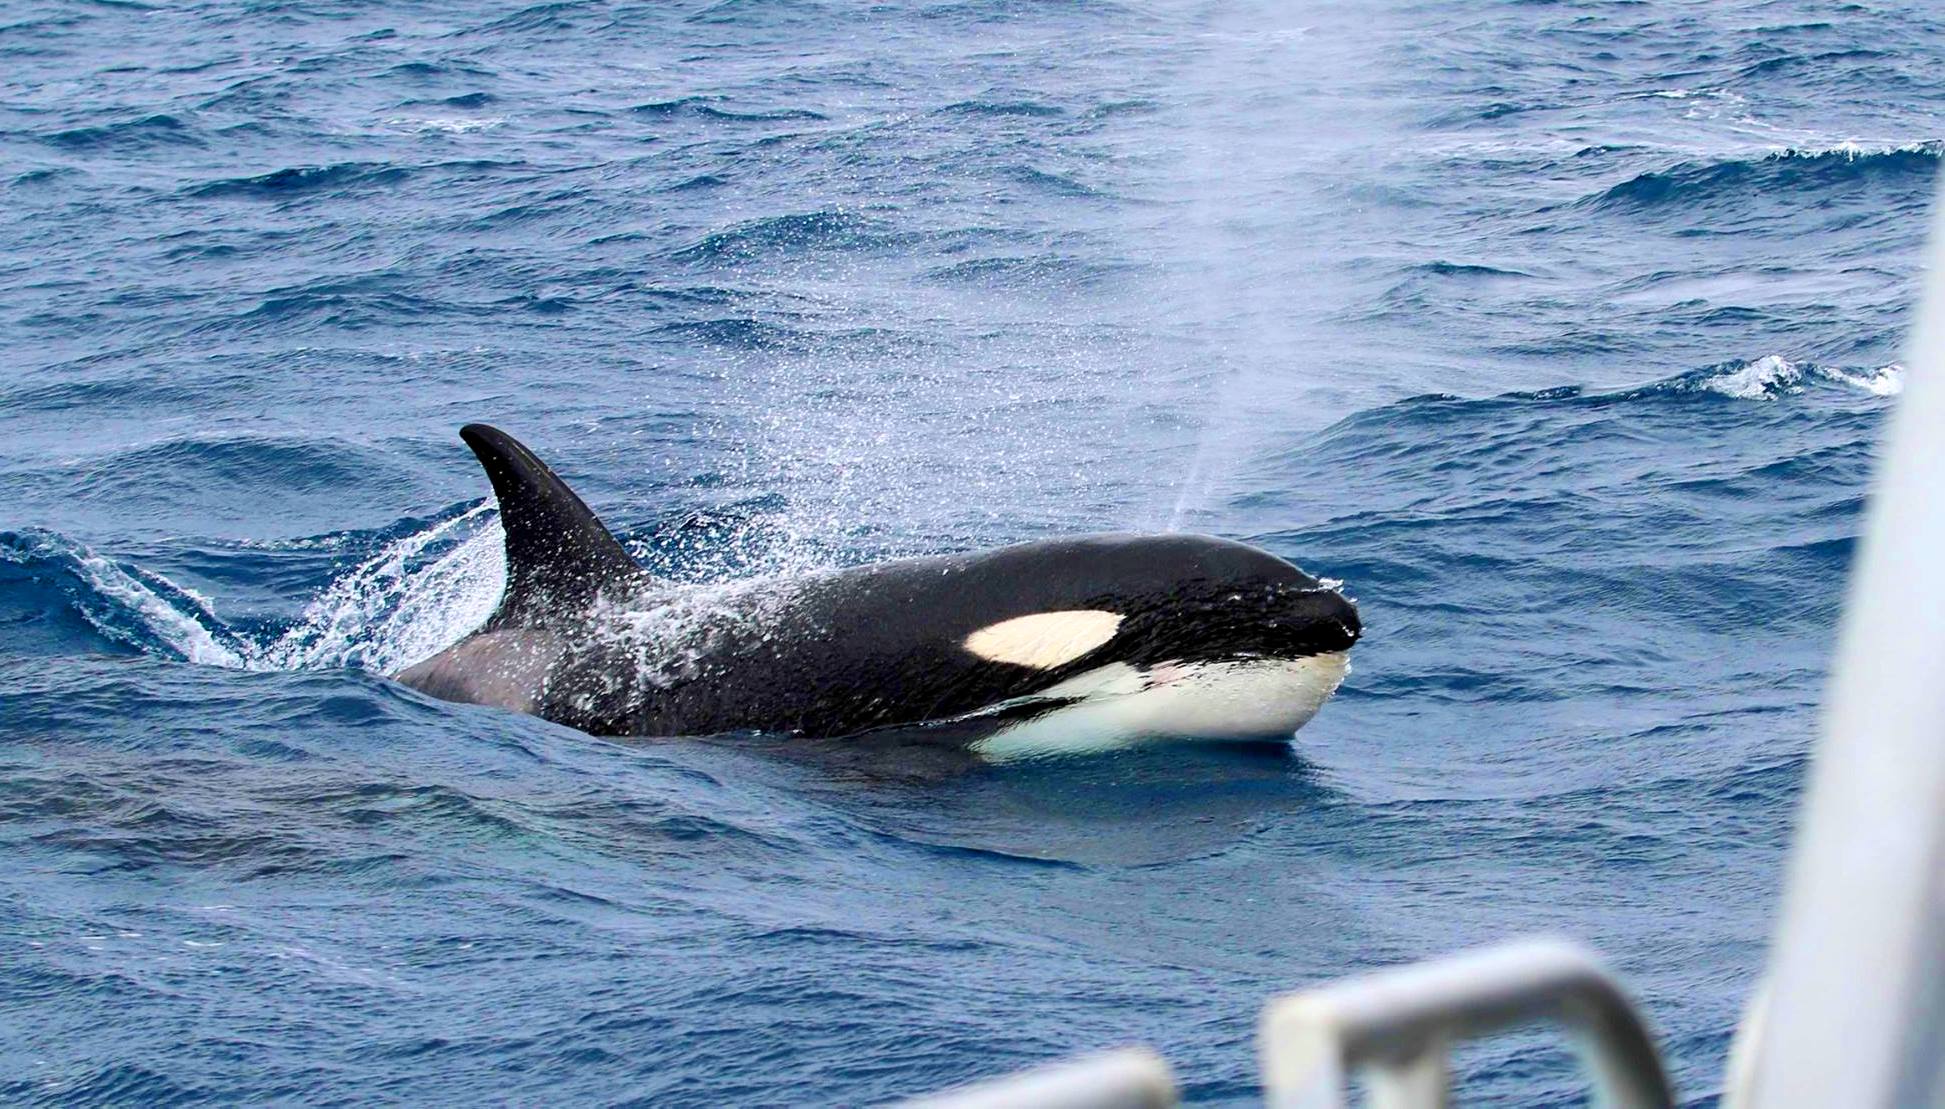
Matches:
[395,424,1361,758]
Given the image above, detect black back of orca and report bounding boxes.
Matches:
[396,425,1360,741]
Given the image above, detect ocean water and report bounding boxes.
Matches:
[2,0,1938,1104]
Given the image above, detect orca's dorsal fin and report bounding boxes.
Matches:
[459,423,647,627]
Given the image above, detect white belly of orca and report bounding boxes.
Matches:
[968,651,1351,762]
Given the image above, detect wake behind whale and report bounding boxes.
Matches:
[395,424,1361,758]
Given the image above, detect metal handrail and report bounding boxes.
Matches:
[1257,939,1672,1109]
[893,939,1670,1108]
[896,1047,1178,1109]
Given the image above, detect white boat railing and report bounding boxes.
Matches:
[1257,938,1670,1109]
[897,939,1670,1109]
[900,1047,1179,1109]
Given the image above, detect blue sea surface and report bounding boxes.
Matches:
[3,1,1940,1104]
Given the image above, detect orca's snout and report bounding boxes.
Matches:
[1177,535,1359,657]
[1313,587,1361,652]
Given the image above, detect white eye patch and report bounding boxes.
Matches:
[962,610,1123,670]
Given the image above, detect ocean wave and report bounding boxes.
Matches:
[669,209,900,263]
[1407,260,1534,279]
[919,254,1127,289]
[0,371,259,413]
[415,92,498,109]
[220,284,487,330]
[662,173,731,192]
[10,166,80,187]
[0,507,502,675]
[1585,142,1942,210]
[381,60,495,81]
[685,0,820,26]
[47,436,404,506]
[1737,48,1897,82]
[1342,354,1904,417]
[1679,353,1903,399]
[41,113,200,151]
[1006,165,1109,199]
[188,162,414,200]
[465,3,588,35]
[383,116,506,135]
[650,317,815,349]
[936,100,1064,118]
[630,97,826,123]
[1275,354,1890,554]
[0,529,248,667]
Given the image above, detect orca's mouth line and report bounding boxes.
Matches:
[964,652,1354,760]
[951,650,1344,725]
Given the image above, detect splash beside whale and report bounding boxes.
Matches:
[395,424,1360,758]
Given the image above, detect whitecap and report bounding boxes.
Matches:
[1699,354,1905,400]
[1702,354,1804,399]
[1821,361,1904,396]
[383,116,506,135]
